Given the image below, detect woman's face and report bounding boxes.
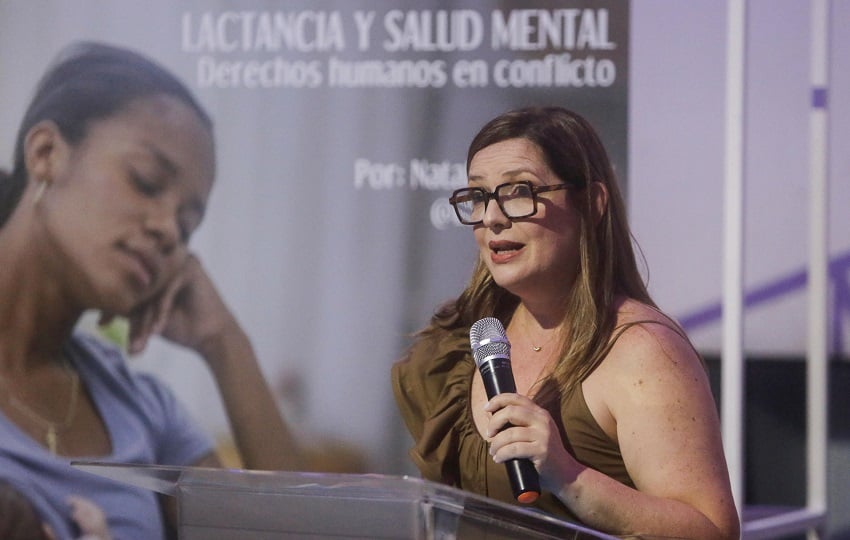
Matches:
[36,94,215,314]
[468,138,582,302]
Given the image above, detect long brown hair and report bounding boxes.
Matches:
[425,106,654,395]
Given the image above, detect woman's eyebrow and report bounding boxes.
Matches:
[141,142,179,177]
[501,167,537,178]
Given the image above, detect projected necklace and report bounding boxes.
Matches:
[0,360,80,455]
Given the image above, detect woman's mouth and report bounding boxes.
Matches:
[488,240,524,263]
[120,247,158,289]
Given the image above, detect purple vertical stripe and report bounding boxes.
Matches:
[812,87,828,108]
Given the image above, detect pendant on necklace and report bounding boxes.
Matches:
[46,427,58,455]
[532,345,542,352]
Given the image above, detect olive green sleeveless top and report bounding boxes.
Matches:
[391,327,635,523]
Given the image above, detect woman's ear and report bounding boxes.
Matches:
[590,181,609,226]
[23,120,67,189]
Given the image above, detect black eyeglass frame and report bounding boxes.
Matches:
[448,181,571,225]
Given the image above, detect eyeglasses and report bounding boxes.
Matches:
[448,181,570,225]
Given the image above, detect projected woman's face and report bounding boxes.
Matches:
[33,94,214,314]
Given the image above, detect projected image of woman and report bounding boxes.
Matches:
[0,42,300,539]
[393,106,739,539]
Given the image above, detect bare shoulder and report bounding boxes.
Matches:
[583,299,714,441]
[603,299,704,379]
[587,299,712,416]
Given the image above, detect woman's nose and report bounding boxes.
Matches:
[143,205,180,254]
[481,198,511,230]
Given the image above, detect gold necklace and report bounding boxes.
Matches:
[519,313,559,353]
[0,363,81,455]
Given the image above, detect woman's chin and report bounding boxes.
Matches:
[95,286,143,317]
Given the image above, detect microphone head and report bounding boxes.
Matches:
[469,317,506,349]
[470,317,511,367]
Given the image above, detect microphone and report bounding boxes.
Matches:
[470,317,541,504]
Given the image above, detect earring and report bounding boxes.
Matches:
[32,180,48,205]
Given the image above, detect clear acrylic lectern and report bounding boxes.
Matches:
[73,462,618,539]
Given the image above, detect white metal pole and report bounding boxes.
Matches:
[807,0,829,536]
[722,0,747,517]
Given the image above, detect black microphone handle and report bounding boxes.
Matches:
[478,357,541,503]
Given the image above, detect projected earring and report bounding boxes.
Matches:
[32,180,48,205]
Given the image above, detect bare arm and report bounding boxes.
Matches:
[486,322,739,539]
[588,323,738,538]
[193,318,301,470]
[127,255,302,471]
